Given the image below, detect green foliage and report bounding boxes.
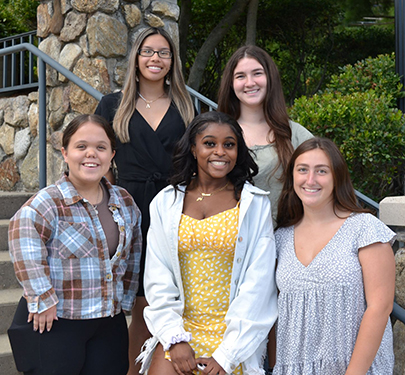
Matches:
[290,54,405,201]
[181,0,395,105]
[341,0,393,24]
[327,27,395,75]
[182,0,247,100]
[0,0,39,38]
[257,0,342,104]
[326,53,403,103]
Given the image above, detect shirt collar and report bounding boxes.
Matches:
[56,173,121,208]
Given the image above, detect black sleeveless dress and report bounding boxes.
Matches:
[95,92,186,295]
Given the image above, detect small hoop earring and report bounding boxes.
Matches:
[165,76,171,85]
[135,74,139,82]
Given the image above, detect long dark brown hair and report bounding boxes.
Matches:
[277,137,369,229]
[217,45,293,178]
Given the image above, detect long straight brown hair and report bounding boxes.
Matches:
[277,137,369,229]
[217,45,293,178]
[113,27,194,143]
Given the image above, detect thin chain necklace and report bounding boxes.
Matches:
[196,182,229,202]
[93,184,103,210]
[138,92,165,109]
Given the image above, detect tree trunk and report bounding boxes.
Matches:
[245,0,259,45]
[187,0,250,91]
[178,0,192,76]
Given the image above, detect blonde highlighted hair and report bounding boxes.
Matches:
[113,27,194,143]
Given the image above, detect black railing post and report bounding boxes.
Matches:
[20,36,24,85]
[11,38,16,87]
[396,0,405,112]
[38,57,47,188]
[3,41,8,87]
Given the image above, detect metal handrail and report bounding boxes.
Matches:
[354,189,380,215]
[0,31,41,94]
[186,85,218,112]
[0,43,103,188]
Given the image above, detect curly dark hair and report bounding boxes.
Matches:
[170,111,258,199]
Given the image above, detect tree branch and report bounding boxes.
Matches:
[246,0,259,45]
[178,0,192,76]
[187,0,250,90]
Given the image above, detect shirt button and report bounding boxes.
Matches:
[238,236,243,242]
[116,251,121,257]
[119,226,125,232]
[111,207,117,211]
[237,258,242,263]
[106,273,112,280]
[234,278,239,285]
[231,365,235,370]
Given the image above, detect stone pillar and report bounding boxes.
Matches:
[13,0,180,189]
[379,196,405,375]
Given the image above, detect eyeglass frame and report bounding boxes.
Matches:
[138,49,173,59]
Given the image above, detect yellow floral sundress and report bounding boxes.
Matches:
[176,205,243,375]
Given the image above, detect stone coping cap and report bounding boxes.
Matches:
[379,196,405,227]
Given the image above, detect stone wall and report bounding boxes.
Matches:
[0,0,179,191]
[380,198,405,375]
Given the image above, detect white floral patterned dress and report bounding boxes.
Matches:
[274,213,395,375]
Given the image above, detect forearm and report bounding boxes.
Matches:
[345,306,391,375]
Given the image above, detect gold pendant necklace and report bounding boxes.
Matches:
[138,92,165,109]
[196,182,229,202]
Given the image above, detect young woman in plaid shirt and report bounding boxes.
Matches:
[8,114,142,375]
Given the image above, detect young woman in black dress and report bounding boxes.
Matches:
[95,27,194,375]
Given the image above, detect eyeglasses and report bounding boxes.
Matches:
[138,49,172,59]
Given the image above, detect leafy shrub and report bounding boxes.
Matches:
[327,27,395,74]
[290,54,405,201]
[0,0,38,38]
[326,53,404,106]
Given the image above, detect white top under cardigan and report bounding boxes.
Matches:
[139,182,278,375]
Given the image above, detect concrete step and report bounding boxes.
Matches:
[0,289,22,336]
[0,252,20,290]
[0,334,21,375]
[0,219,9,251]
[0,192,33,220]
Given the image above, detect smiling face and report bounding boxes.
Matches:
[61,121,115,188]
[191,122,238,183]
[293,148,334,211]
[232,57,267,110]
[137,34,171,83]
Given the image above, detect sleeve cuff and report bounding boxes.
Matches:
[163,332,192,351]
[26,288,58,314]
[212,346,239,374]
[121,291,137,311]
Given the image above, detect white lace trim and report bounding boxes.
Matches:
[163,332,192,351]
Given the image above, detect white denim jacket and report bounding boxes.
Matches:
[140,182,278,375]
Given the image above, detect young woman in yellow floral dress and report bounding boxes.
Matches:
[138,111,278,375]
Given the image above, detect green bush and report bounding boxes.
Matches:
[290,54,405,201]
[326,53,404,106]
[327,27,395,74]
[0,0,38,38]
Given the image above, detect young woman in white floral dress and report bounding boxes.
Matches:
[274,137,395,375]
